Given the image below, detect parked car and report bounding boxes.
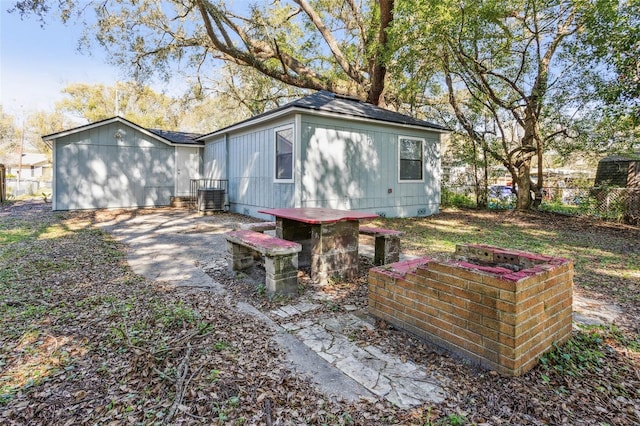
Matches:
[489,185,514,198]
[488,185,515,208]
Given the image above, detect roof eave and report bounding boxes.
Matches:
[198,106,449,141]
[42,116,204,147]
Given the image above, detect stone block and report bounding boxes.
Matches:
[227,241,255,270]
[265,253,299,295]
[374,235,401,265]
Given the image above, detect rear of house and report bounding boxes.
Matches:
[200,91,446,219]
[43,117,202,211]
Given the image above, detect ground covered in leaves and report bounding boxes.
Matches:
[1,201,639,425]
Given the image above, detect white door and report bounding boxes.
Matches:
[175,147,201,196]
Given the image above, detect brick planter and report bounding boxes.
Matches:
[368,244,573,376]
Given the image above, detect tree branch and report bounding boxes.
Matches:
[293,0,364,84]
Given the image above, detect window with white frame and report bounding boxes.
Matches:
[275,126,294,181]
[398,136,424,181]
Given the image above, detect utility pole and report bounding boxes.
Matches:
[115,81,120,116]
[16,109,25,195]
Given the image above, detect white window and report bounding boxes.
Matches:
[398,136,424,182]
[275,126,294,182]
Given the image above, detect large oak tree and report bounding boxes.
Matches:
[14,0,395,106]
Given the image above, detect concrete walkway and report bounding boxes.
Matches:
[97,207,622,408]
[97,208,447,408]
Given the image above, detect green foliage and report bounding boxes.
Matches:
[55,82,182,129]
[575,0,640,124]
[213,341,229,351]
[393,0,638,209]
[488,195,515,210]
[538,324,639,393]
[441,187,476,209]
[14,0,392,105]
[443,414,468,426]
[539,330,607,379]
[0,105,21,157]
[539,186,631,222]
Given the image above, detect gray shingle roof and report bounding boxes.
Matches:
[599,154,639,162]
[148,129,203,145]
[198,91,448,139]
[290,91,448,130]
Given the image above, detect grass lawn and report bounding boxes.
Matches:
[1,202,638,425]
[374,209,640,309]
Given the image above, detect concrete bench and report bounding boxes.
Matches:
[238,221,276,233]
[359,226,403,265]
[225,230,301,295]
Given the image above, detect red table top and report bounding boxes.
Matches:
[258,207,378,224]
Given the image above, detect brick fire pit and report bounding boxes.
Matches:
[368,244,573,376]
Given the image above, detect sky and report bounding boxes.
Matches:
[0,2,131,118]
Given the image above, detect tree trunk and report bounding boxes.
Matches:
[531,142,544,208]
[367,0,394,106]
[514,161,533,210]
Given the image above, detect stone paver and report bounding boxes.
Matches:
[271,302,320,318]
[272,308,447,408]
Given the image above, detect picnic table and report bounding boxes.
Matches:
[258,207,378,283]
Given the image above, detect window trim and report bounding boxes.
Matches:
[274,125,295,183]
[398,136,425,183]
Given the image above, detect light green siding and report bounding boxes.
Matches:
[202,112,442,219]
[299,115,440,217]
[203,137,226,179]
[53,122,175,210]
[204,119,296,218]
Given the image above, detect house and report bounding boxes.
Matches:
[42,116,203,210]
[43,91,448,216]
[3,152,53,197]
[198,91,448,219]
[6,153,52,180]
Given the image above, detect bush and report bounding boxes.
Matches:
[441,187,476,208]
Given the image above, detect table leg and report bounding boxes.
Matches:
[310,220,359,284]
[277,218,312,267]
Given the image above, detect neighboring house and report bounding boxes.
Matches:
[6,153,52,180]
[198,91,448,219]
[42,116,203,210]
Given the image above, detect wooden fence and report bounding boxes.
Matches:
[0,164,5,202]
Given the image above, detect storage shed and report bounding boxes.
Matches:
[43,116,203,210]
[198,91,448,219]
[594,154,640,188]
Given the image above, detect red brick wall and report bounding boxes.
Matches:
[368,244,573,376]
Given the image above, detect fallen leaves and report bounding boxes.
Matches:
[1,201,638,425]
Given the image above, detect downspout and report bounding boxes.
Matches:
[174,146,179,198]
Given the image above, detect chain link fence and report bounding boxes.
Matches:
[442,184,640,225]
